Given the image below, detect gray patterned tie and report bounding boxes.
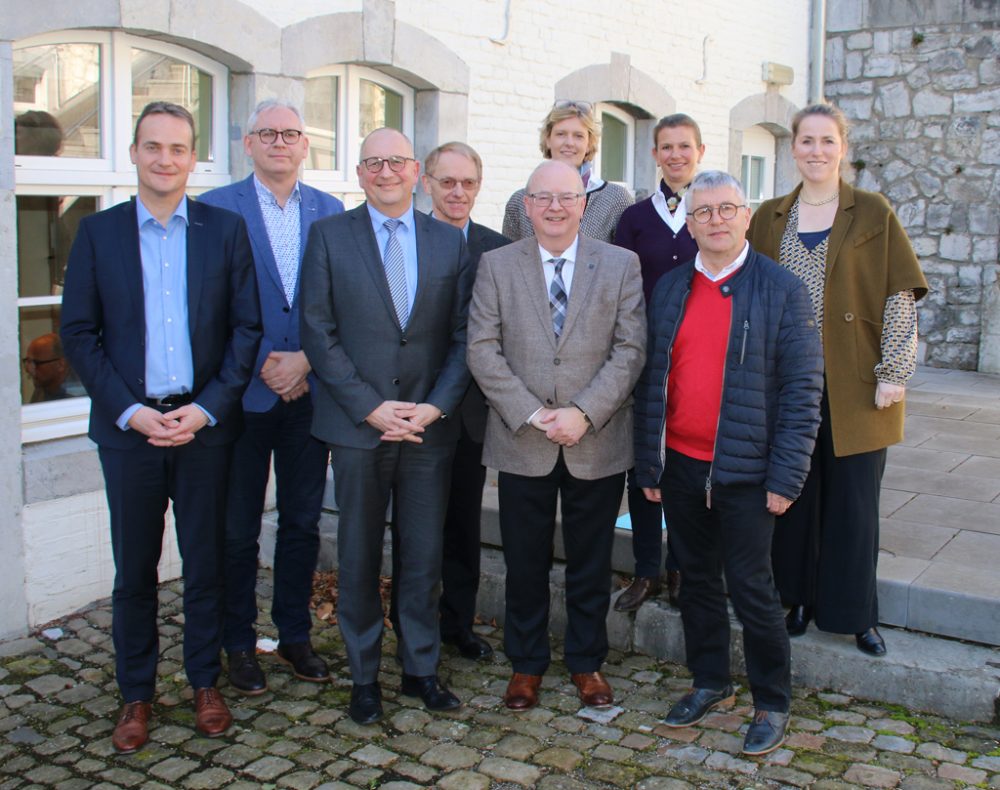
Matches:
[382,218,410,328]
[549,257,568,339]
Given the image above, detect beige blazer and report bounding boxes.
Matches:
[467,235,646,480]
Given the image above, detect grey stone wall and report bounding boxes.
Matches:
[825,2,1000,371]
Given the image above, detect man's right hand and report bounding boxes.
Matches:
[128,406,182,447]
[642,487,662,504]
[366,400,424,443]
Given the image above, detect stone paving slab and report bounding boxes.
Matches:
[1,576,999,790]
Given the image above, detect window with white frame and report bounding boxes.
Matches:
[740,125,776,213]
[592,103,635,187]
[303,66,415,201]
[13,30,230,443]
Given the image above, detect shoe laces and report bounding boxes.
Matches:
[198,687,223,705]
[120,702,146,722]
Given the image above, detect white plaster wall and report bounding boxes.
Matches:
[22,492,182,627]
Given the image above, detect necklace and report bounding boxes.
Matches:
[800,192,839,206]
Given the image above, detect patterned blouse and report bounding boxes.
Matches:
[778,199,917,386]
[502,180,633,244]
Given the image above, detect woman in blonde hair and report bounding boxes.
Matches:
[747,103,928,656]
[503,101,632,242]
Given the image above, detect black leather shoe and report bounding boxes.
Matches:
[227,649,267,695]
[442,629,494,660]
[613,576,661,612]
[349,682,382,725]
[663,685,735,727]
[665,570,682,609]
[855,627,887,656]
[276,641,331,682]
[742,709,789,755]
[400,674,461,711]
[785,605,813,637]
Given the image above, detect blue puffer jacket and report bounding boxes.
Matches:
[633,247,823,501]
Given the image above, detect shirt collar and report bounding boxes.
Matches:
[430,212,470,239]
[694,241,750,282]
[136,195,188,228]
[538,235,580,265]
[367,202,415,233]
[253,174,301,206]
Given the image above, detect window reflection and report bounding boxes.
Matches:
[131,48,213,161]
[17,195,98,297]
[305,76,339,170]
[13,43,101,158]
[19,306,86,405]
[359,79,402,139]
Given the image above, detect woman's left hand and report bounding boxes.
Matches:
[875,381,905,410]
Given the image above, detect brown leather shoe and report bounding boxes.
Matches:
[112,701,151,753]
[504,673,543,710]
[194,687,232,737]
[571,671,614,708]
[613,576,661,612]
[666,570,682,608]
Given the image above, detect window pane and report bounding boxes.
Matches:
[13,43,101,158]
[359,79,403,138]
[304,76,339,170]
[600,113,627,183]
[19,305,87,405]
[131,48,213,161]
[17,195,99,297]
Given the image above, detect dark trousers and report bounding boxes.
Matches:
[772,392,886,634]
[223,396,328,652]
[439,423,488,637]
[625,467,679,577]
[499,453,624,675]
[661,448,790,712]
[99,439,231,702]
[330,440,454,683]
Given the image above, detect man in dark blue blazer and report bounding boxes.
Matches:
[200,100,344,695]
[60,103,261,753]
[300,128,474,725]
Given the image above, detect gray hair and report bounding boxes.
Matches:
[687,170,747,205]
[247,99,305,131]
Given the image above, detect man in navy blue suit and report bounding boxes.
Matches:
[61,102,261,753]
[200,100,344,694]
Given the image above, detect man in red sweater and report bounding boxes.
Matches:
[634,171,822,756]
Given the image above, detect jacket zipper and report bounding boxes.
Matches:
[705,305,736,509]
[740,320,749,365]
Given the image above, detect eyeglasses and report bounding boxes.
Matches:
[361,155,416,173]
[688,203,747,223]
[425,173,480,191]
[553,100,593,115]
[250,128,303,145]
[527,192,585,208]
[22,357,61,368]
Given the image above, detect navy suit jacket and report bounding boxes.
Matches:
[199,175,344,412]
[300,203,474,449]
[60,197,262,449]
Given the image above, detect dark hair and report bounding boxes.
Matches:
[791,102,849,143]
[15,110,64,155]
[653,113,703,147]
[133,101,197,148]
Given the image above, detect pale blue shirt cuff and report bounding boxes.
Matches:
[194,403,217,427]
[117,403,142,431]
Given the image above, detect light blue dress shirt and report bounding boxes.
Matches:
[367,203,418,311]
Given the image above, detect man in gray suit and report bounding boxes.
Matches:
[300,128,473,725]
[467,160,646,711]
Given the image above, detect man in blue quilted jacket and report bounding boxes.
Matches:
[633,171,822,757]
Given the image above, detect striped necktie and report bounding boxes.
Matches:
[382,218,410,328]
[549,257,568,338]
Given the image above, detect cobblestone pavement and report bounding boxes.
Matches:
[2,573,999,790]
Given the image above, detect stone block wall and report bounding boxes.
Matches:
[825,3,1000,371]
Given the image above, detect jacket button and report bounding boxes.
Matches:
[392,377,400,385]
[554,358,561,366]
[283,306,290,313]
[546,398,553,405]
[844,312,855,322]
[721,285,730,294]
[400,337,407,346]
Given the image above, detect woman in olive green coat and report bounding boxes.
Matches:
[747,103,928,656]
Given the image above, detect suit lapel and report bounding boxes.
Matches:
[186,197,206,342]
[558,236,597,348]
[349,204,402,329]
[516,243,558,349]
[825,181,855,282]
[118,200,145,331]
[467,221,485,263]
[409,210,435,325]
[236,175,284,299]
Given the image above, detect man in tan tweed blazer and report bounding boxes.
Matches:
[467,160,646,711]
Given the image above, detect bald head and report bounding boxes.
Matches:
[523,159,586,255]
[360,127,414,160]
[526,159,584,195]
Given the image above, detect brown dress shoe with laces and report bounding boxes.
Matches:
[571,671,614,707]
[112,701,151,753]
[613,576,661,612]
[504,673,543,710]
[194,687,232,737]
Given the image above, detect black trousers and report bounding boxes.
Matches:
[439,422,488,637]
[223,396,328,652]
[661,448,790,712]
[771,391,886,634]
[625,467,679,577]
[99,439,231,702]
[498,453,624,675]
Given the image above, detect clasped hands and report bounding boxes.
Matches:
[129,404,208,447]
[260,350,311,402]
[529,406,589,447]
[366,400,442,443]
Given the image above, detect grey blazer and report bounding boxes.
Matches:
[300,203,474,449]
[467,235,646,480]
